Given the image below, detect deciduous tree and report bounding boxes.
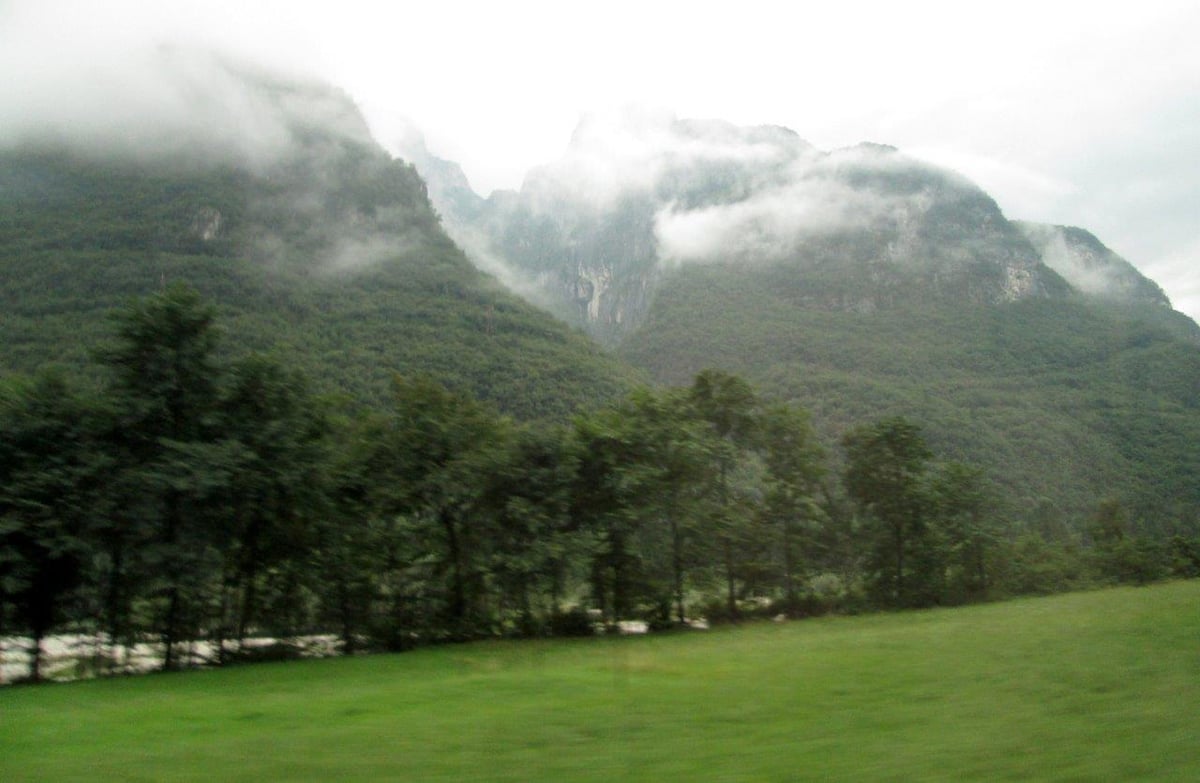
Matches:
[690,370,760,619]
[843,417,934,608]
[0,371,99,681]
[97,284,228,669]
[759,402,824,613]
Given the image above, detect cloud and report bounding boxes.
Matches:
[499,109,976,270]
[652,141,954,266]
[444,224,556,308]
[8,46,368,170]
[1017,223,1149,301]
[321,234,414,275]
[0,3,361,171]
[905,146,1077,220]
[654,178,887,265]
[3,0,1196,324]
[520,108,810,211]
[1039,237,1123,297]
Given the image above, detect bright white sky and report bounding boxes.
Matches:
[2,0,1198,321]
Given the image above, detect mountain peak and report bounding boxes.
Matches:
[433,114,1076,340]
[392,122,484,227]
[848,141,900,154]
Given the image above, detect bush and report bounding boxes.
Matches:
[547,608,595,637]
[645,613,679,633]
[1167,535,1200,578]
[698,599,730,625]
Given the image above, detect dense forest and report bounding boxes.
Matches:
[620,259,1200,529]
[4,287,1196,682]
[0,145,643,420]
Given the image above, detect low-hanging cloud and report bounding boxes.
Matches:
[0,5,368,172]
[654,178,886,265]
[651,140,944,267]
[500,108,969,272]
[446,223,558,308]
[1018,222,1170,306]
[0,3,428,281]
[1028,227,1122,297]
[521,107,811,213]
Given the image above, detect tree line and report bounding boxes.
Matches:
[3,285,1197,682]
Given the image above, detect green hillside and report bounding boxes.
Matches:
[620,259,1200,528]
[0,145,640,419]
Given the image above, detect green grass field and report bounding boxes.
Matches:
[2,582,1198,781]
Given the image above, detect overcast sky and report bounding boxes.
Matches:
[2,0,1197,321]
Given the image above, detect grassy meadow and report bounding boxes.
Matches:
[2,581,1197,781]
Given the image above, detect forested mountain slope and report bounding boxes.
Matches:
[418,111,1200,530]
[0,61,640,419]
[619,262,1200,528]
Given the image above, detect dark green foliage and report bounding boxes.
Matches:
[1086,498,1165,586]
[620,259,1200,531]
[97,285,235,670]
[1166,535,1200,578]
[217,355,329,652]
[586,386,714,625]
[568,403,650,624]
[567,377,776,627]
[759,402,825,611]
[688,370,763,620]
[545,606,595,637]
[928,462,995,603]
[0,372,98,680]
[843,418,936,607]
[479,424,581,635]
[0,287,338,672]
[842,419,1013,608]
[992,532,1090,596]
[360,374,508,637]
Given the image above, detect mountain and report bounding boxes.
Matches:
[418,111,1200,528]
[440,113,1083,343]
[393,124,486,230]
[0,55,641,419]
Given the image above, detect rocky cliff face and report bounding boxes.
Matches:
[473,188,661,341]
[417,113,1077,343]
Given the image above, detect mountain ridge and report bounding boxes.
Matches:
[407,111,1200,527]
[410,113,1194,341]
[3,65,1197,528]
[0,62,643,419]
